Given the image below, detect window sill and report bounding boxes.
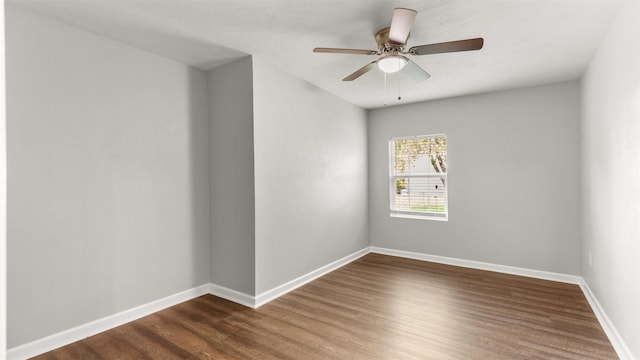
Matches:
[390,212,448,221]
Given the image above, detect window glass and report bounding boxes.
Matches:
[389,135,447,220]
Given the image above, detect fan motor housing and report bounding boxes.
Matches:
[375,27,406,53]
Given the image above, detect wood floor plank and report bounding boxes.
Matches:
[30,253,619,359]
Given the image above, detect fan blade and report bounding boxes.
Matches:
[403,59,431,82]
[343,60,378,81]
[314,47,378,55]
[389,8,417,45]
[409,38,484,55]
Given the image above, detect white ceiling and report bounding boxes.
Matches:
[10,0,624,109]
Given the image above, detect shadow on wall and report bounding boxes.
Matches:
[187,67,211,286]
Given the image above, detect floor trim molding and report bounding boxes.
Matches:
[7,249,369,359]
[254,247,370,308]
[208,283,255,308]
[208,247,371,309]
[579,280,635,360]
[7,284,211,360]
[9,247,633,360]
[370,246,583,284]
[370,246,634,360]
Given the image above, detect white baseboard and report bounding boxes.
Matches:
[254,247,369,307]
[208,247,370,309]
[9,247,633,360]
[7,284,211,360]
[371,246,634,360]
[579,281,635,360]
[208,283,256,308]
[6,248,369,359]
[370,246,583,284]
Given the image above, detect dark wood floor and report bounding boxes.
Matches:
[33,253,618,359]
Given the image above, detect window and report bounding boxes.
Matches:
[389,134,447,220]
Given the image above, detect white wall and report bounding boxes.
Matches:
[252,58,368,294]
[208,57,256,295]
[6,5,210,348]
[580,0,640,357]
[369,82,581,275]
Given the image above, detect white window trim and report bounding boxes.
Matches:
[388,134,448,221]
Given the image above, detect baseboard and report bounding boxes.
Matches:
[9,247,633,360]
[6,249,369,359]
[254,247,369,307]
[7,284,211,360]
[371,246,634,360]
[370,246,583,284]
[579,280,635,360]
[208,247,370,309]
[208,283,256,308]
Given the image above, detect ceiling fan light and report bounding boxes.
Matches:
[377,55,408,73]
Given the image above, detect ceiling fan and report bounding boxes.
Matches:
[313,8,484,82]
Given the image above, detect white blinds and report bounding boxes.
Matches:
[389,135,447,219]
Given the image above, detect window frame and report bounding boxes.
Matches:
[388,134,448,221]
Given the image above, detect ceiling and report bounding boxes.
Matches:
[9,0,624,109]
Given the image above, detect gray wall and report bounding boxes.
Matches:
[0,2,7,355]
[580,0,640,357]
[11,1,636,354]
[208,57,256,295]
[6,5,210,347]
[368,82,581,275]
[252,57,369,294]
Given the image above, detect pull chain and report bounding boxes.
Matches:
[384,72,388,106]
[384,73,403,106]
